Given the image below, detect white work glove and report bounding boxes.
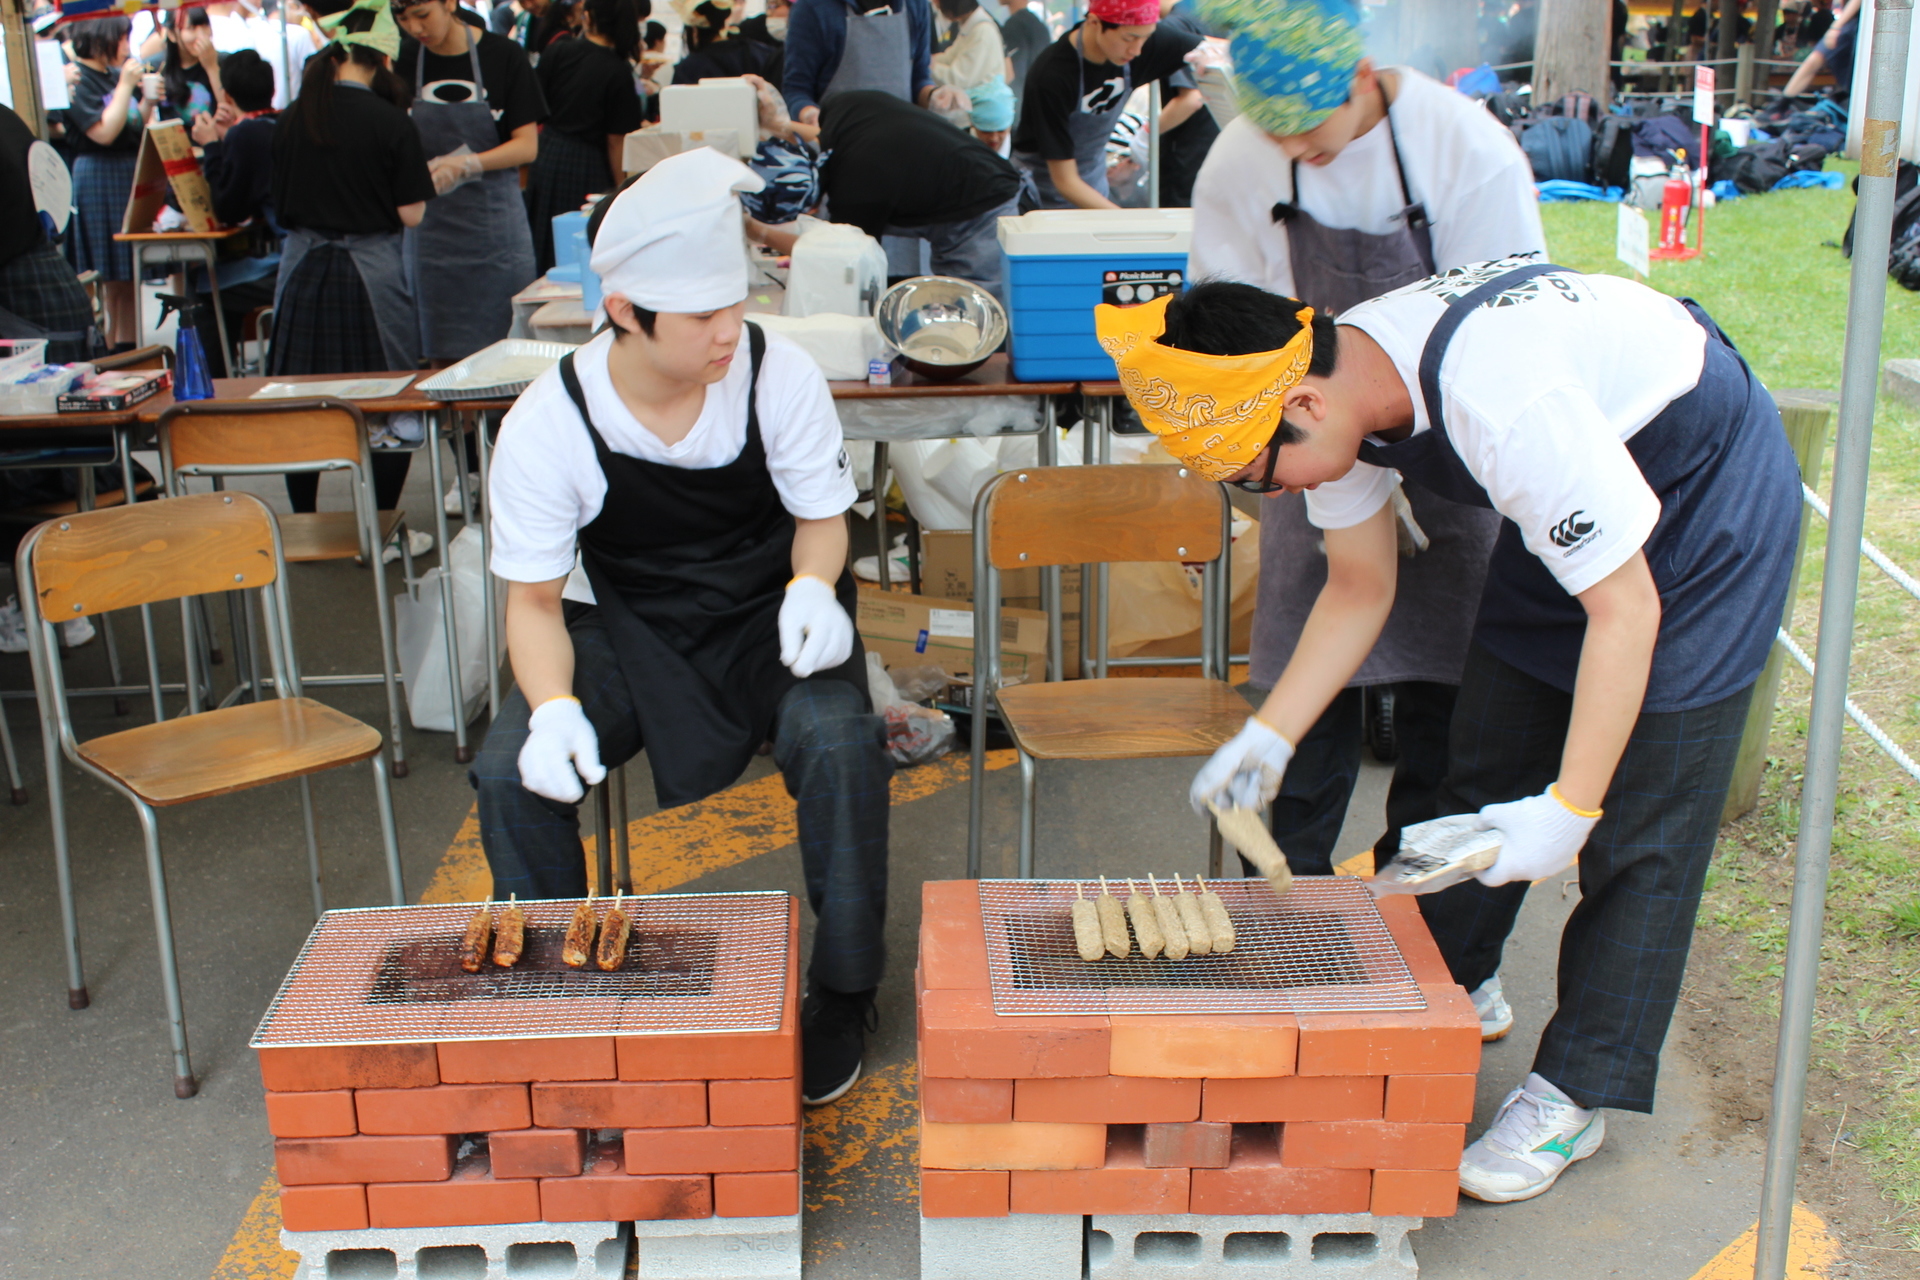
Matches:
[517,695,606,803]
[1471,786,1601,887]
[778,574,854,678]
[1189,716,1295,815]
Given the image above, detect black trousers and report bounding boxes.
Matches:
[1258,681,1458,876]
[1417,645,1753,1113]
[471,607,893,995]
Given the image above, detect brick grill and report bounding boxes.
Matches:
[252,894,801,1233]
[916,880,1478,1222]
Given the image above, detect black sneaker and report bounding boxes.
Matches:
[801,986,877,1106]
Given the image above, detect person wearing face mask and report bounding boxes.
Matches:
[476,147,891,1109]
[1188,0,1540,1027]
[737,0,791,48]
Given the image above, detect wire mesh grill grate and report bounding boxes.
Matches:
[251,893,791,1048]
[977,877,1425,1016]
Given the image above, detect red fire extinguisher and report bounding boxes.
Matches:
[1651,166,1700,261]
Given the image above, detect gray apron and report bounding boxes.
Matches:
[1249,113,1501,690]
[1014,34,1129,209]
[824,0,912,101]
[274,226,421,371]
[405,37,538,362]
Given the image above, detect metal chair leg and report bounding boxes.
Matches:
[967,687,988,879]
[611,765,631,895]
[426,412,470,764]
[0,694,25,805]
[369,754,405,905]
[593,781,613,897]
[366,527,410,779]
[297,775,324,919]
[101,611,129,715]
[1017,748,1036,879]
[1208,820,1224,879]
[39,699,85,1006]
[197,594,222,667]
[131,802,196,1097]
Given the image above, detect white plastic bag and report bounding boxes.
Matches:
[395,525,501,732]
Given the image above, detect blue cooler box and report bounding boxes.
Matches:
[998,209,1192,382]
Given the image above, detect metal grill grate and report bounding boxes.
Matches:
[251,893,791,1048]
[977,877,1425,1016]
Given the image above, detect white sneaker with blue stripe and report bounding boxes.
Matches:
[1459,1072,1605,1203]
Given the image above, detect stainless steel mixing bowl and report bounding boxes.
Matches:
[874,275,1009,381]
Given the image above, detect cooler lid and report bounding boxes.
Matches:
[996,208,1193,256]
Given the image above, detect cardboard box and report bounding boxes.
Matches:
[918,529,1083,612]
[622,127,747,175]
[857,589,1048,686]
[124,118,216,233]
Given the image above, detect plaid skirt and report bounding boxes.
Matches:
[267,242,388,376]
[0,243,99,363]
[526,129,614,274]
[68,151,138,282]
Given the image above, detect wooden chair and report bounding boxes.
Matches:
[157,397,421,775]
[965,465,1242,878]
[17,492,403,1098]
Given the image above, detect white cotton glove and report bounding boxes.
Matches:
[778,574,854,678]
[517,696,607,803]
[1189,716,1296,815]
[1471,786,1601,887]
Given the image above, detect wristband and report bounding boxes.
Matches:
[537,695,581,710]
[1549,783,1603,820]
[787,573,832,589]
[1251,711,1290,743]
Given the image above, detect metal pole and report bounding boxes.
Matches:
[1754,5,1911,1277]
[1147,81,1161,210]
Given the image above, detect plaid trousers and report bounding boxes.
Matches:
[472,606,893,995]
[1417,645,1753,1113]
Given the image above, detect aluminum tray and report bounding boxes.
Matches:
[415,338,578,401]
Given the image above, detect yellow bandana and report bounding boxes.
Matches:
[1094,293,1317,481]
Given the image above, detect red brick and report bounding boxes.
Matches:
[1108,1016,1297,1079]
[709,1079,800,1127]
[489,1128,587,1178]
[919,988,1109,1080]
[258,1044,438,1093]
[920,1170,1010,1218]
[1295,985,1480,1077]
[922,1077,1013,1124]
[264,1090,357,1139]
[366,1152,540,1228]
[278,1184,368,1232]
[1008,1126,1189,1215]
[1372,1168,1460,1217]
[531,1080,707,1129]
[625,1125,799,1175]
[920,1121,1107,1171]
[276,1135,455,1186]
[539,1142,712,1223]
[1201,1076,1385,1123]
[714,1171,800,1217]
[437,1038,616,1084]
[1376,896,1454,985]
[617,1031,794,1081]
[1384,1075,1477,1123]
[1189,1125,1371,1215]
[920,882,990,989]
[355,1084,530,1135]
[1013,1076,1200,1124]
[1142,1122,1232,1169]
[1279,1121,1466,1171]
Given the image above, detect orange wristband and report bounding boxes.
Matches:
[1550,783,1603,820]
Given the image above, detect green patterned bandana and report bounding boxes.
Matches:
[1200,0,1366,137]
[322,0,401,60]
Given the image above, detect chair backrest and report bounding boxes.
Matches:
[158,398,368,472]
[26,491,280,619]
[92,344,172,373]
[980,464,1225,570]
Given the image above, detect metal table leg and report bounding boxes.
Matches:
[119,427,166,722]
[872,440,891,590]
[426,409,470,762]
[474,408,500,719]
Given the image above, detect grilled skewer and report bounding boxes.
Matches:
[596,895,631,972]
[1096,875,1131,959]
[562,892,598,969]
[1172,875,1212,957]
[492,894,525,968]
[1208,801,1293,898]
[1070,884,1105,962]
[458,900,494,974]
[1126,879,1165,960]
[1193,874,1236,954]
[1148,873,1190,961]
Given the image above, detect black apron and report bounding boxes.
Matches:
[556,323,869,806]
[1357,262,1801,713]
[1252,109,1501,690]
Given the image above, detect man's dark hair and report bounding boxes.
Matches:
[644,19,666,45]
[936,0,978,19]
[220,48,277,112]
[68,16,131,63]
[1158,281,1340,449]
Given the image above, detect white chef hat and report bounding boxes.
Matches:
[590,148,767,316]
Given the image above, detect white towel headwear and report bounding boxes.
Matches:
[590,148,767,315]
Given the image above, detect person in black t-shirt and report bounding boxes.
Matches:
[158,8,222,127]
[1010,0,1201,209]
[1149,0,1215,208]
[65,16,156,349]
[750,90,1020,300]
[525,0,644,271]
[672,0,783,88]
[999,1,1050,123]
[0,105,98,362]
[186,49,280,376]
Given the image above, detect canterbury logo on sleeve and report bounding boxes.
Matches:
[1550,510,1598,552]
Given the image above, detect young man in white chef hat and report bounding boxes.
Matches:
[477,147,891,1105]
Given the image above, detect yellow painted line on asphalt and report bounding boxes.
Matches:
[1688,1204,1841,1279]
[802,1060,922,1264]
[216,748,1015,1277]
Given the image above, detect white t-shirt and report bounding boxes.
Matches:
[1190,69,1545,298]
[1306,259,1708,599]
[489,327,856,602]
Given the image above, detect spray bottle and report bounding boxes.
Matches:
[155,293,215,401]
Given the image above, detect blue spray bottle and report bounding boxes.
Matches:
[155,293,215,401]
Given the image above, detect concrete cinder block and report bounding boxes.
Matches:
[1883,358,1920,409]
[1087,1212,1421,1278]
[630,1213,801,1278]
[920,1214,1083,1280]
[282,1219,626,1279]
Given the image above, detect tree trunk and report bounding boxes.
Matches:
[1535,0,1612,106]
[1399,0,1480,82]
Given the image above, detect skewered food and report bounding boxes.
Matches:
[492,895,525,968]
[458,902,494,974]
[1069,885,1104,963]
[562,894,598,969]
[1096,875,1131,958]
[1193,875,1236,954]
[1172,875,1212,957]
[1126,879,1165,959]
[1208,801,1294,898]
[596,896,632,972]
[1148,874,1190,960]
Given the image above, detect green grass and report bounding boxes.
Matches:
[1541,171,1920,1251]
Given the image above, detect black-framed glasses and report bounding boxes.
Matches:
[1226,423,1289,494]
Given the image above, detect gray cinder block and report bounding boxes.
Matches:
[282,1220,627,1280]
[1088,1212,1421,1278]
[920,1214,1084,1280]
